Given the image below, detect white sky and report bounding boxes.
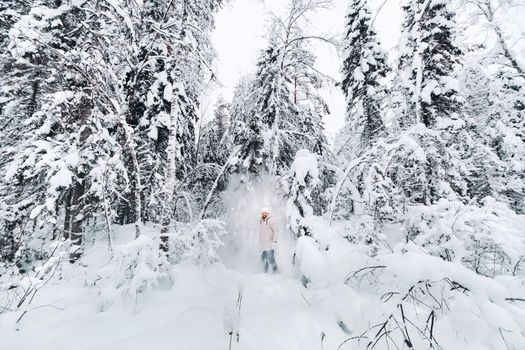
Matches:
[210,0,400,140]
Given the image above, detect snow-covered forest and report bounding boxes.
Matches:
[0,0,524,348]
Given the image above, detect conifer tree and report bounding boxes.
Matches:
[339,0,389,158]
[388,0,470,205]
[396,0,464,128]
[198,97,232,165]
[231,0,330,177]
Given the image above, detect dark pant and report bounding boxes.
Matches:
[261,249,278,273]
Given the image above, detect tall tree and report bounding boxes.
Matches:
[388,0,470,205]
[0,0,226,264]
[338,0,389,158]
[0,0,131,263]
[231,0,331,177]
[0,0,34,262]
[461,63,525,212]
[155,0,223,252]
[396,0,464,128]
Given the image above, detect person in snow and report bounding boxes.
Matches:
[259,207,278,273]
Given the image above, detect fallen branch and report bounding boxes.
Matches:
[344,265,386,285]
[505,297,525,302]
[351,278,469,350]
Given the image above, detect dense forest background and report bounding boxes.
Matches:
[0,0,524,349]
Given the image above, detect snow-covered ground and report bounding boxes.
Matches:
[0,224,347,350]
[1,215,524,350]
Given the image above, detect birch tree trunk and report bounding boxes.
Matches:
[413,0,426,125]
[159,82,181,253]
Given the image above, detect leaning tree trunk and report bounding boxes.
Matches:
[482,0,525,76]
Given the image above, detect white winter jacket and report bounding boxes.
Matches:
[259,215,278,251]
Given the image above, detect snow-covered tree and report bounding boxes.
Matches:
[227,75,263,175]
[0,0,225,264]
[465,0,525,77]
[0,1,134,263]
[230,0,331,177]
[91,0,224,249]
[460,64,525,212]
[338,0,389,158]
[153,0,223,252]
[387,0,471,205]
[362,163,397,226]
[396,0,464,128]
[457,0,525,213]
[403,197,525,276]
[0,1,35,263]
[198,97,232,165]
[283,149,319,237]
[177,219,228,266]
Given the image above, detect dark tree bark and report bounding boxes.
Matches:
[69,177,85,263]
[63,188,72,240]
[68,93,91,263]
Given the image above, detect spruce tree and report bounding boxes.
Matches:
[231,0,330,177]
[198,97,232,165]
[388,0,470,205]
[339,0,389,157]
[397,0,463,128]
